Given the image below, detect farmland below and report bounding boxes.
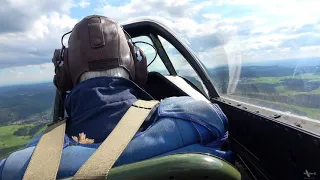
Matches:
[208,59,320,120]
[0,83,55,158]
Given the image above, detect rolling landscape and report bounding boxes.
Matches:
[0,57,319,159]
[0,83,55,158]
[208,58,320,120]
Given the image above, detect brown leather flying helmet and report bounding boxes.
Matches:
[52,15,148,91]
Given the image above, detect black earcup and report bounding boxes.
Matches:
[132,45,148,87]
[52,48,73,92]
[127,41,148,87]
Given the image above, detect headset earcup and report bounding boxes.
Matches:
[127,42,148,87]
[127,42,137,80]
[133,46,148,87]
[54,49,73,91]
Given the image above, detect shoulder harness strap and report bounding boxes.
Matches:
[23,100,159,180]
[23,119,67,180]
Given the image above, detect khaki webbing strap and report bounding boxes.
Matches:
[23,119,67,180]
[73,100,159,180]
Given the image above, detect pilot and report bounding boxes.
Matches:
[0,15,232,179]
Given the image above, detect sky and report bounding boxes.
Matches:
[0,0,320,86]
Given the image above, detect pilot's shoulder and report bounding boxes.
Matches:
[158,96,226,118]
[159,96,217,111]
[158,96,228,131]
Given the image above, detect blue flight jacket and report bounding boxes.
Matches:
[0,77,233,180]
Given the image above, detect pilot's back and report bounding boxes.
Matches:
[0,88,232,180]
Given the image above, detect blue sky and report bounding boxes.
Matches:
[0,0,319,86]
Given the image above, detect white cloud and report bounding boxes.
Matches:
[0,0,75,33]
[197,46,228,67]
[202,13,221,20]
[0,0,78,85]
[300,46,320,52]
[219,0,320,25]
[78,0,90,8]
[27,12,77,40]
[0,63,54,86]
[95,0,320,69]
[1,0,320,86]
[0,1,77,68]
[96,0,212,22]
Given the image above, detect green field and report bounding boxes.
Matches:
[0,125,32,149]
[0,124,46,158]
[235,73,320,120]
[245,73,320,84]
[275,85,320,95]
[253,98,319,120]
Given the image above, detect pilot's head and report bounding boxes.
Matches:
[52,15,148,92]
